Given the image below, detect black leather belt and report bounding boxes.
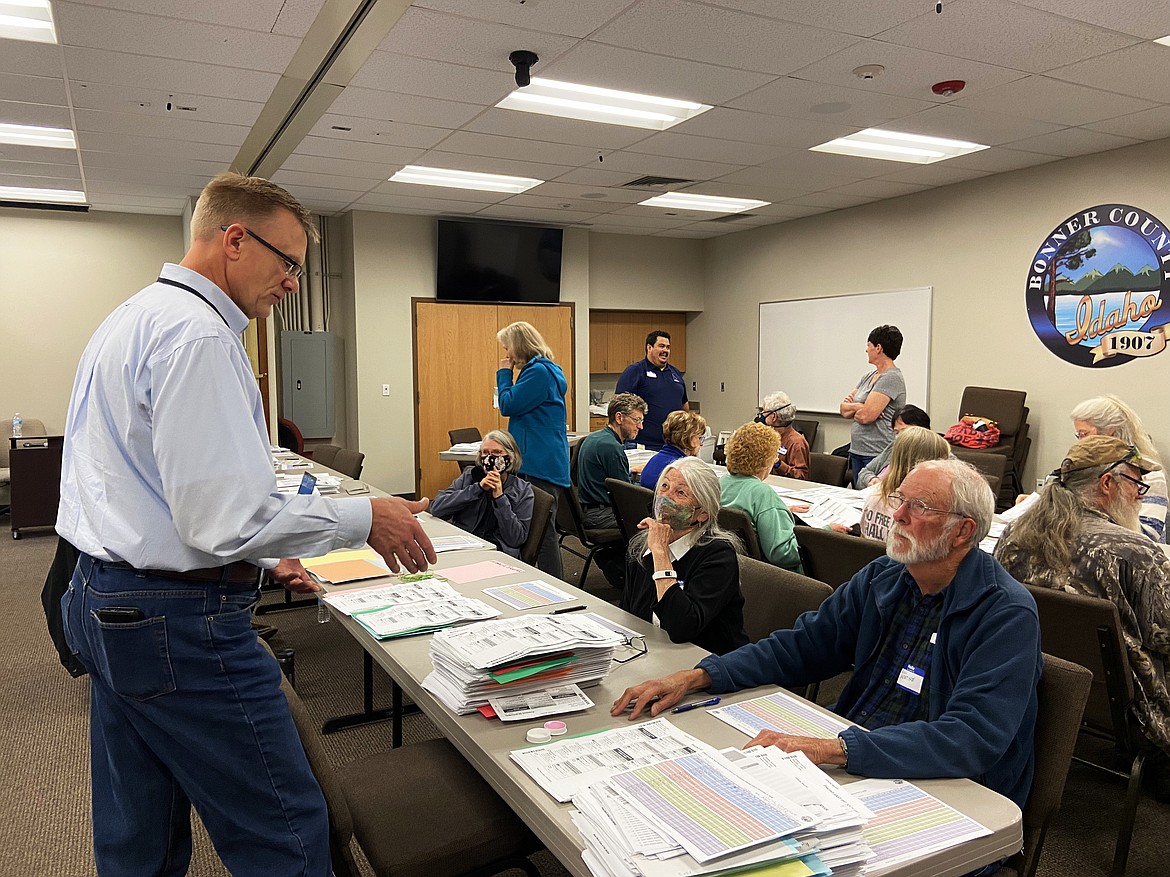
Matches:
[581,502,608,510]
[104,559,261,585]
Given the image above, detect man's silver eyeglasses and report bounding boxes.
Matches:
[612,634,648,664]
[221,225,304,279]
[889,493,967,519]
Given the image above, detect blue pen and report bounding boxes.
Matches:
[670,696,721,713]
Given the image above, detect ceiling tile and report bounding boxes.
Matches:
[539,41,776,106]
[624,133,787,166]
[592,0,859,76]
[80,150,224,178]
[0,40,64,79]
[594,151,744,184]
[0,73,69,108]
[473,204,599,224]
[889,103,1065,145]
[88,192,188,212]
[825,179,933,199]
[349,52,512,105]
[0,159,82,179]
[1005,127,1144,158]
[715,165,856,196]
[672,107,857,149]
[1009,0,1170,40]
[876,163,991,186]
[412,0,638,37]
[420,150,575,181]
[1084,106,1170,141]
[505,180,646,204]
[496,192,624,215]
[952,75,1156,126]
[879,0,1140,74]
[941,146,1062,173]
[73,108,251,147]
[0,172,84,189]
[62,0,295,32]
[432,130,606,167]
[69,82,265,127]
[1048,43,1170,103]
[281,148,422,180]
[308,114,450,149]
[272,0,330,38]
[370,180,506,204]
[375,6,579,70]
[784,191,878,209]
[78,132,237,163]
[691,0,928,37]
[551,167,638,187]
[683,179,810,202]
[654,227,724,238]
[54,2,302,73]
[269,168,384,193]
[351,190,500,211]
[788,39,1028,103]
[329,87,484,129]
[292,135,427,166]
[729,77,935,127]
[0,100,73,129]
[464,108,651,150]
[63,47,280,102]
[755,148,897,182]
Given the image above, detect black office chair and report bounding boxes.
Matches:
[1025,585,1155,877]
[605,478,654,541]
[716,506,762,561]
[554,485,623,590]
[791,418,818,450]
[447,427,482,445]
[520,485,554,568]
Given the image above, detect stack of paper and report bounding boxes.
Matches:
[422,615,623,714]
[561,725,841,877]
[322,577,499,639]
[449,441,482,454]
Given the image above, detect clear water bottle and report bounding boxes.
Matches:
[11,413,21,438]
[317,596,330,624]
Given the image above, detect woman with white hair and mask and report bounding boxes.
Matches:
[759,390,808,479]
[428,430,534,558]
[621,457,748,655]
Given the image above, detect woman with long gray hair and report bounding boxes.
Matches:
[621,457,747,655]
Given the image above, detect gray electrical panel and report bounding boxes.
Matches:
[280,331,338,439]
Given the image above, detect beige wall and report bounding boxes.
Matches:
[691,137,1170,485]
[0,209,184,432]
[344,212,593,496]
[588,232,704,311]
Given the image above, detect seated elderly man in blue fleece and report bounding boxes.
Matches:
[612,458,1042,814]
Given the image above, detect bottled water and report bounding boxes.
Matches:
[11,413,21,438]
[317,596,330,624]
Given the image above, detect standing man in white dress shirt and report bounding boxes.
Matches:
[57,172,436,876]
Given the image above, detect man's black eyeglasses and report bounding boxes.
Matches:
[221,225,304,279]
[612,634,648,664]
[1103,451,1151,496]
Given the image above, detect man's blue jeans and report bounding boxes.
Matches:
[62,555,330,876]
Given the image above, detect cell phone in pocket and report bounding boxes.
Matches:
[298,473,317,495]
[95,607,145,624]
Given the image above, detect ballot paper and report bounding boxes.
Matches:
[710,688,852,740]
[431,533,491,553]
[487,683,594,721]
[483,580,576,610]
[510,717,716,803]
[320,576,499,638]
[321,577,453,615]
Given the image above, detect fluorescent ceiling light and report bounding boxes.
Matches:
[0,185,86,204]
[0,121,76,149]
[1156,34,1170,47]
[638,192,770,213]
[810,127,988,164]
[0,0,57,44]
[388,165,543,194]
[496,78,712,131]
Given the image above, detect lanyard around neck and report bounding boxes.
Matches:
[156,276,230,328]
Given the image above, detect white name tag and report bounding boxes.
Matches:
[896,664,925,695]
[645,370,657,378]
[778,447,788,456]
[930,632,937,645]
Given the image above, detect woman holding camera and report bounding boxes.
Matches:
[429,430,534,558]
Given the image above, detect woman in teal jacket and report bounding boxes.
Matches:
[496,321,571,576]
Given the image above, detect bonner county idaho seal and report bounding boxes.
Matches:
[1026,204,1170,368]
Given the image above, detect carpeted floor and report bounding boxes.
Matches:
[2,522,1168,876]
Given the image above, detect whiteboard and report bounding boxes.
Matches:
[758,288,932,415]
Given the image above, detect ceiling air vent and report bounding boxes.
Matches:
[703,213,759,223]
[621,175,694,189]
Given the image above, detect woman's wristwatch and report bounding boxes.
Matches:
[651,569,678,582]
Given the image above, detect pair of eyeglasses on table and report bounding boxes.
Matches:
[612,634,647,664]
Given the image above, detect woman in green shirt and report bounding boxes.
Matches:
[720,421,803,572]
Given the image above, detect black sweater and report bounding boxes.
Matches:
[621,538,747,656]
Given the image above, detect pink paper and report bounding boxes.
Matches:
[442,560,521,584]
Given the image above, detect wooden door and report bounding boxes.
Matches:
[497,304,575,434]
[414,302,500,499]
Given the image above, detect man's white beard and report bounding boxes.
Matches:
[1106,491,1142,534]
[887,520,955,564]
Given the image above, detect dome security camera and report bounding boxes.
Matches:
[509,50,538,88]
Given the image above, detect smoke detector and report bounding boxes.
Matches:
[932,79,966,97]
[852,64,885,81]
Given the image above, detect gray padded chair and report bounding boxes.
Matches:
[605,477,654,541]
[311,444,341,470]
[793,525,886,588]
[716,506,763,561]
[274,653,540,877]
[332,448,365,480]
[807,452,849,487]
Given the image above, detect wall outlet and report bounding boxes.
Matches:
[382,383,390,396]
[1035,478,1044,491]
[691,381,696,391]
[720,382,725,392]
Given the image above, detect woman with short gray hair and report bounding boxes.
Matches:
[621,458,747,655]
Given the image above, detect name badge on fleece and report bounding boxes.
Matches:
[897,664,925,696]
[645,370,657,378]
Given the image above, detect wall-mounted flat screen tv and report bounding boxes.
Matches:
[436,219,562,303]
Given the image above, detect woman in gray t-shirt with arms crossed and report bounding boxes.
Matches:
[840,325,906,487]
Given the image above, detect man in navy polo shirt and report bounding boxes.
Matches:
[615,330,688,451]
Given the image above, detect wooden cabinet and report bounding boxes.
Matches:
[589,310,687,373]
[589,415,608,432]
[414,301,575,499]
